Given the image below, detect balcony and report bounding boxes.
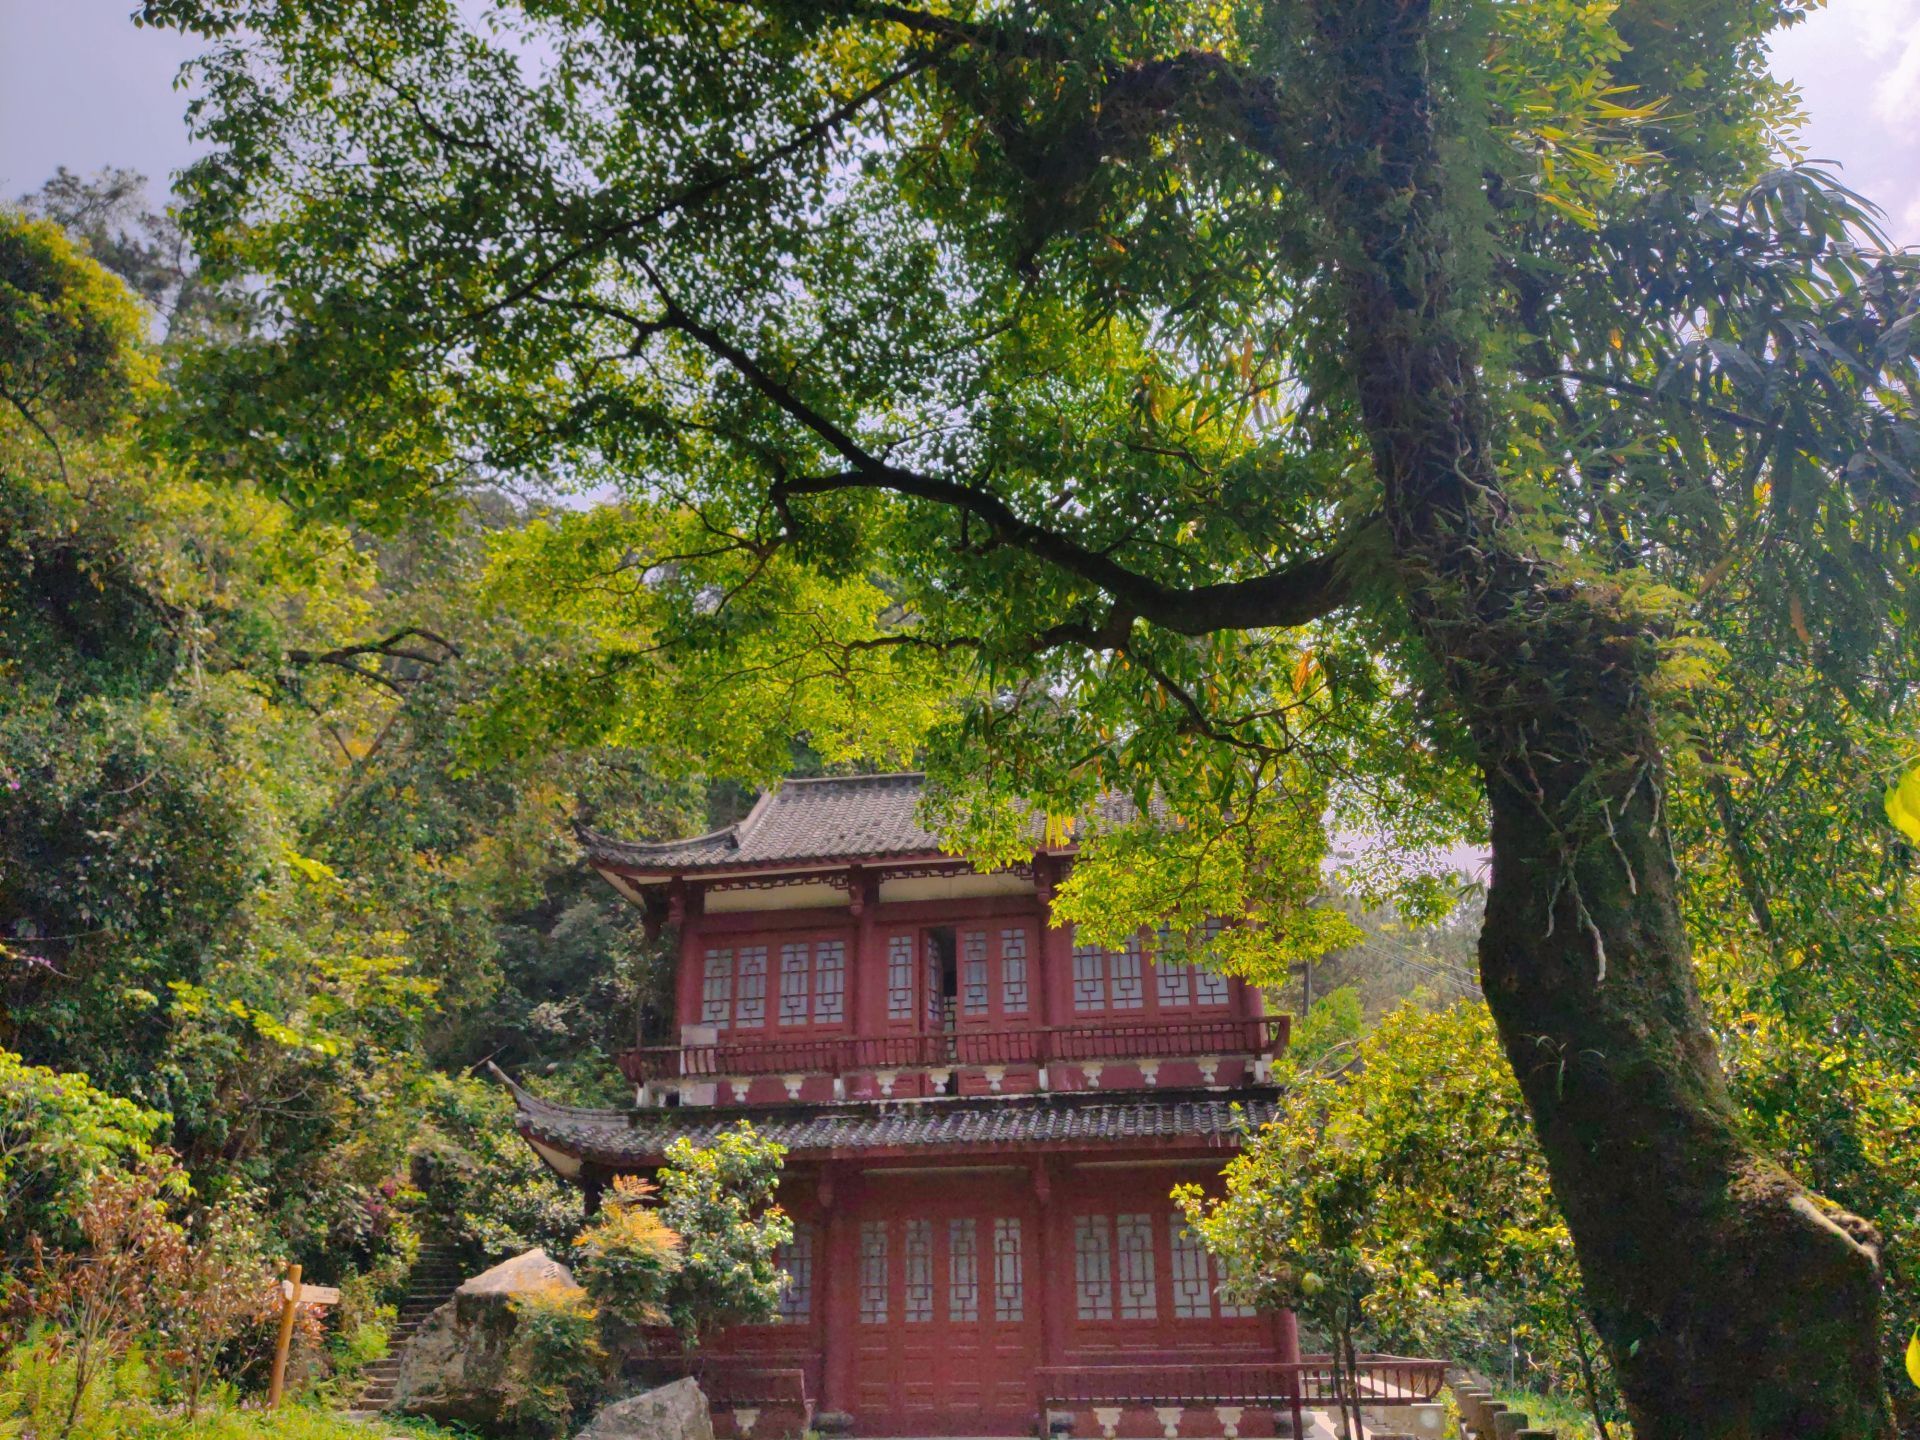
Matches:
[617,1015,1287,1098]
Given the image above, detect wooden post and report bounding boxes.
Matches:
[268,1262,301,1408]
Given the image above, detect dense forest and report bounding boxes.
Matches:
[0,170,720,1288]
[5,0,1920,1434]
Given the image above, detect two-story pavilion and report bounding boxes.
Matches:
[505,773,1305,1438]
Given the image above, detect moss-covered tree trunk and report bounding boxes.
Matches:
[1321,3,1891,1433]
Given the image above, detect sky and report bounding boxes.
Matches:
[3,0,1918,237]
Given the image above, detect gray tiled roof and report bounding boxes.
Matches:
[511,1086,1278,1168]
[577,772,1153,877]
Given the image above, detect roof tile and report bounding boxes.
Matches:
[512,1086,1278,1167]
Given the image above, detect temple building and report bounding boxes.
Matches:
[505,772,1312,1438]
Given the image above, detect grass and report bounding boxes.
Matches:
[1489,1384,1628,1439]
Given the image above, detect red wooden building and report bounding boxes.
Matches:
[507,773,1322,1438]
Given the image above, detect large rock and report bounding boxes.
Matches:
[576,1377,714,1440]
[390,1248,585,1430]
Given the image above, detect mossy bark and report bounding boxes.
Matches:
[1315,2,1892,1432]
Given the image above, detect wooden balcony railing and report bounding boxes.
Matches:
[616,1015,1287,1087]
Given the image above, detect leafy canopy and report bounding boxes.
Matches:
[133,0,1920,979]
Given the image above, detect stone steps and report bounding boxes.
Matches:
[345,1243,467,1415]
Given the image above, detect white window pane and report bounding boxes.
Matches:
[992,1217,1024,1322]
[1170,1223,1211,1319]
[813,940,846,1023]
[778,1224,814,1323]
[778,941,811,1026]
[1073,1215,1113,1320]
[904,1218,934,1323]
[961,931,990,1017]
[1109,939,1145,1011]
[701,949,734,1027]
[1116,1213,1157,1319]
[1000,928,1029,1014]
[735,946,767,1028]
[1072,943,1107,1014]
[886,935,915,1020]
[948,1218,980,1322]
[858,1221,888,1324]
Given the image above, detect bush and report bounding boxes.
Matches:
[503,1282,608,1438]
[0,1050,164,1260]
[654,1125,791,1349]
[570,1179,681,1334]
[411,1074,582,1266]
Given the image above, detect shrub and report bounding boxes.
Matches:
[11,1160,187,1438]
[412,1074,582,1266]
[503,1282,607,1438]
[152,1189,278,1416]
[0,1050,164,1260]
[570,1178,681,1335]
[655,1125,791,1349]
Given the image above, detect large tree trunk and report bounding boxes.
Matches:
[1313,3,1892,1433]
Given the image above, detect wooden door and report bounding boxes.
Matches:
[850,1182,1040,1434]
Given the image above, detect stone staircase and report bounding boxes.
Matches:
[345,1243,466,1418]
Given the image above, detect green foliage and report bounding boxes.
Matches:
[412,1074,583,1267]
[502,1283,608,1439]
[0,174,704,1293]
[653,1126,793,1349]
[0,1050,164,1256]
[0,210,151,448]
[0,1334,458,1440]
[1279,987,1364,1078]
[1181,1004,1621,1430]
[571,1179,683,1335]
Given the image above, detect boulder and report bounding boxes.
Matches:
[390,1248,585,1430]
[576,1377,714,1440]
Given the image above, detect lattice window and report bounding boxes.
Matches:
[1000,928,1029,1014]
[1170,1223,1211,1319]
[858,1221,888,1324]
[1072,942,1107,1014]
[925,949,944,1029]
[1073,1215,1113,1320]
[813,940,846,1024]
[961,930,990,1017]
[1154,929,1193,1009]
[778,1224,815,1323]
[947,1218,979,1322]
[992,1217,1024,1322]
[886,936,915,1021]
[904,1218,934,1323]
[1108,938,1146,1011]
[700,949,734,1027]
[1196,919,1232,1006]
[778,942,811,1026]
[734,946,768,1029]
[1116,1213,1157,1319]
[1215,1252,1256,1319]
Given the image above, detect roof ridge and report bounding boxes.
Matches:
[773,771,924,787]
[571,816,741,858]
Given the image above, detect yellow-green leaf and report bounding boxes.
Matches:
[1905,1329,1920,1390]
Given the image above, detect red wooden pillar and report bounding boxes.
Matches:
[817,1165,853,1414]
[1275,1307,1301,1364]
[1034,856,1070,1079]
[1032,1158,1057,1373]
[847,868,876,1039]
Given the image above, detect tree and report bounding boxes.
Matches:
[1182,1004,1618,1439]
[134,1,1920,1431]
[654,1126,792,1350]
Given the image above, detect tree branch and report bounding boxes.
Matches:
[644,293,1361,635]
